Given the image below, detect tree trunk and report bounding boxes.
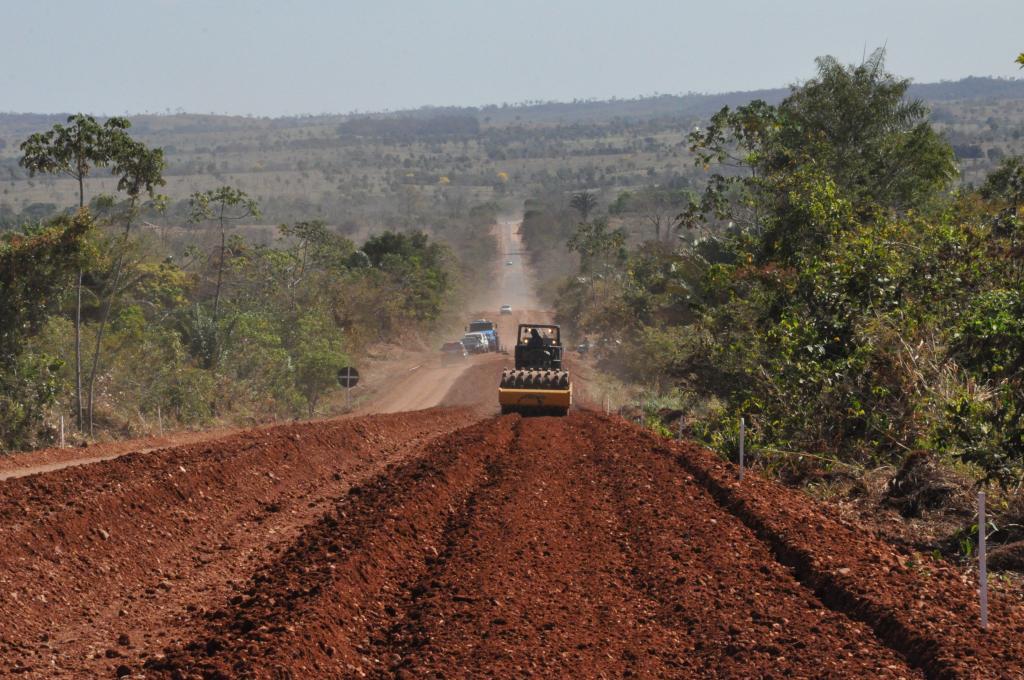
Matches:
[74,176,85,431]
[212,206,226,324]
[86,203,135,435]
[74,269,84,431]
[213,225,226,323]
[209,208,228,370]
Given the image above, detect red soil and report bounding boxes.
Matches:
[2,396,1021,678]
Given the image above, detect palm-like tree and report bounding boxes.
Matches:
[570,191,598,221]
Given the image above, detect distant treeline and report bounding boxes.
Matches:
[3,76,1022,139]
[336,115,480,140]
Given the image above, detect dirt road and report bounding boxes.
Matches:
[354,217,542,416]
[3,220,1023,678]
[5,404,1021,677]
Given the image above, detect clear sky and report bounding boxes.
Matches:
[2,0,1022,117]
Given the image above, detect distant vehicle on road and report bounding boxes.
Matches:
[500,304,512,315]
[440,341,468,364]
[461,332,490,354]
[505,260,513,266]
[467,319,499,351]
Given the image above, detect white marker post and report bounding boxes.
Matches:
[738,417,746,481]
[59,415,65,449]
[979,491,988,630]
[157,405,163,436]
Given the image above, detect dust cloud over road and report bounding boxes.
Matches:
[357,218,545,416]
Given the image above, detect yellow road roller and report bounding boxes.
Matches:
[498,323,572,416]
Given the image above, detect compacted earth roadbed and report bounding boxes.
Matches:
[1,410,1021,678]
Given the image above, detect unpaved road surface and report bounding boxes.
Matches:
[3,221,1023,677]
[357,218,543,417]
[3,404,1023,678]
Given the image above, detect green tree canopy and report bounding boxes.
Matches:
[19,115,132,208]
[0,212,94,448]
[772,50,956,211]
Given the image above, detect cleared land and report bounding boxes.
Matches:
[2,402,1022,678]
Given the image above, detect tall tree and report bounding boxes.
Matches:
[0,212,93,449]
[773,49,956,212]
[611,187,692,242]
[570,191,598,222]
[85,140,166,433]
[685,49,956,265]
[188,187,260,359]
[19,114,131,430]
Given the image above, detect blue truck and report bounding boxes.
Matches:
[467,319,500,352]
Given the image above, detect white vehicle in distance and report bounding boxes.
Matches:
[500,304,512,315]
[505,260,513,266]
[461,332,490,354]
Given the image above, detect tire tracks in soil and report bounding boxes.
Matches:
[143,415,521,678]
[578,415,920,679]
[375,414,694,678]
[0,408,479,678]
[9,410,1024,678]
[602,413,1024,679]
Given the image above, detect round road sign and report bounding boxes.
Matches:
[337,366,360,388]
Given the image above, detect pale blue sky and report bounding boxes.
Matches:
[2,0,1022,116]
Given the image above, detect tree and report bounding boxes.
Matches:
[84,139,166,433]
[291,313,349,417]
[567,218,627,275]
[682,99,779,236]
[611,187,692,242]
[188,187,260,326]
[685,49,956,265]
[0,212,93,449]
[570,191,598,221]
[773,49,956,212]
[278,220,355,286]
[19,114,132,430]
[19,115,130,210]
[1017,53,1024,68]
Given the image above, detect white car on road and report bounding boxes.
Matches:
[461,332,490,354]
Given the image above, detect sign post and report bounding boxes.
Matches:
[979,491,988,630]
[337,366,360,409]
[739,417,746,481]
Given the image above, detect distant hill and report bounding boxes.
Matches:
[1,76,1021,226]
[2,76,1023,136]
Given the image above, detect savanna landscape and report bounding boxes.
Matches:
[1,12,1023,676]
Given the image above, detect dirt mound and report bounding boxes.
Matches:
[990,541,1024,572]
[884,450,972,518]
[0,408,479,678]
